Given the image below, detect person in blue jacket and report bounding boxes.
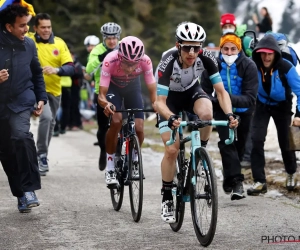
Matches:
[201,33,258,200]
[247,35,300,195]
[0,4,47,212]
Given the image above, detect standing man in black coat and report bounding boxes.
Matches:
[0,4,47,213]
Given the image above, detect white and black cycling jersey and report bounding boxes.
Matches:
[157,48,221,96]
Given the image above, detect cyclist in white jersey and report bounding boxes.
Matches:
[156,22,239,223]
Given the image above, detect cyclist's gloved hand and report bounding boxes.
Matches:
[167,114,180,129]
[103,102,115,117]
[226,113,240,129]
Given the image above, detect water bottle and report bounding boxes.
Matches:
[121,141,126,160]
[121,141,126,157]
[172,186,177,196]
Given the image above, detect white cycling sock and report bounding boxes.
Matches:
[106,153,115,171]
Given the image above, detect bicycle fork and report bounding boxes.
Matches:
[182,130,202,202]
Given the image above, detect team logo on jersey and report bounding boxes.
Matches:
[110,59,118,63]
[158,71,163,78]
[145,69,153,75]
[107,94,115,99]
[101,70,110,77]
[158,54,174,72]
[105,62,109,67]
[52,49,59,56]
[135,67,142,73]
[202,50,218,67]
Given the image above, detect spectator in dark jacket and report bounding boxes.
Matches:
[0,4,47,213]
[69,52,84,130]
[201,33,258,200]
[247,35,300,195]
[252,7,272,36]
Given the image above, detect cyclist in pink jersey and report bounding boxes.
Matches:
[98,36,157,186]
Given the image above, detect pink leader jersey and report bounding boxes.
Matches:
[100,50,155,88]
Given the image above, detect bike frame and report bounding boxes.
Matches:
[167,119,235,200]
[109,108,154,176]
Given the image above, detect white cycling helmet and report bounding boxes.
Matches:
[175,22,206,43]
[100,22,122,39]
[84,35,100,46]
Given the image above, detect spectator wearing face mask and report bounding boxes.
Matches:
[220,13,237,35]
[201,33,258,200]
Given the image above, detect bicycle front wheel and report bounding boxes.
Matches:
[190,147,218,247]
[128,135,143,222]
[170,154,186,232]
[110,162,124,211]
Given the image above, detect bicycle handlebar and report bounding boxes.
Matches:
[166,120,235,146]
[107,106,156,127]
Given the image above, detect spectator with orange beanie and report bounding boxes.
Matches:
[201,32,258,200]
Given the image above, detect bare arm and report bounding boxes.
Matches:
[156,95,172,119]
[157,95,181,128]
[214,82,233,114]
[145,82,157,110]
[98,86,114,117]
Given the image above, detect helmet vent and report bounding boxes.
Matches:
[180,31,187,39]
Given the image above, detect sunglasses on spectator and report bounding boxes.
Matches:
[179,44,201,53]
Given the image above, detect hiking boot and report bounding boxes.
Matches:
[105,170,119,185]
[24,191,40,208]
[247,182,267,196]
[286,174,297,191]
[223,181,232,195]
[52,131,59,137]
[17,195,31,213]
[240,160,251,168]
[99,151,106,171]
[161,200,176,223]
[231,181,246,200]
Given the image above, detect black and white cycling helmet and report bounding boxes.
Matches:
[84,35,100,46]
[175,22,206,43]
[100,22,122,39]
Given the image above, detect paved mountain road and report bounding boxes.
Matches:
[0,123,300,250]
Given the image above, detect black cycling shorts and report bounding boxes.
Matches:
[158,84,210,133]
[106,80,144,119]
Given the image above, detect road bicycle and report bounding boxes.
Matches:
[108,108,154,222]
[166,117,235,247]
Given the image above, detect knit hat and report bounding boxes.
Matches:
[220,33,242,51]
[220,13,237,27]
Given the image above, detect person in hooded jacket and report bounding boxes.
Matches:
[247,35,300,195]
[201,32,258,200]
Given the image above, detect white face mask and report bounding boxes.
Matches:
[222,28,235,34]
[222,54,238,66]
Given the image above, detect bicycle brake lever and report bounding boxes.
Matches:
[234,128,238,141]
[172,128,177,142]
[107,105,115,128]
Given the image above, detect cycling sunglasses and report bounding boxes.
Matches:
[120,58,139,68]
[179,44,201,53]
